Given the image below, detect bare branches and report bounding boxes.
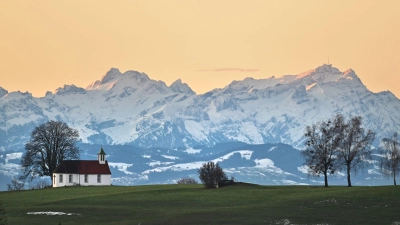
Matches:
[302,114,375,187]
[337,116,375,187]
[302,114,344,187]
[379,133,400,185]
[21,121,80,181]
[7,177,25,191]
[29,178,52,189]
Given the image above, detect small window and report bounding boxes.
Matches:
[69,174,73,183]
[97,174,101,183]
[59,174,63,183]
[84,174,88,183]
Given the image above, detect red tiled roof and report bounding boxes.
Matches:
[53,160,111,175]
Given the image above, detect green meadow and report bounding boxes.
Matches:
[0,184,399,225]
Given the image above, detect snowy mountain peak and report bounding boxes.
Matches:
[86,68,152,91]
[223,65,352,94]
[55,84,87,95]
[292,64,363,87]
[297,64,341,80]
[170,79,195,95]
[86,68,122,90]
[0,87,8,98]
[123,70,150,83]
[45,91,53,97]
[3,91,32,101]
[223,76,281,94]
[314,64,341,74]
[101,68,122,84]
[342,68,359,80]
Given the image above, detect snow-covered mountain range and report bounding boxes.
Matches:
[0,64,399,190]
[1,64,399,150]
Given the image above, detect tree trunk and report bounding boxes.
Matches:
[347,166,352,187]
[324,171,329,187]
[394,173,397,186]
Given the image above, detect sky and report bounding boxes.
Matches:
[0,0,399,97]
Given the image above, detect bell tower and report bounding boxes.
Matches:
[98,147,106,164]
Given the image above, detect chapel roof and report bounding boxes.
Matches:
[99,147,106,155]
[53,160,111,174]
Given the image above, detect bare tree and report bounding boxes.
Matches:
[7,177,25,191]
[379,133,400,185]
[29,178,52,189]
[198,162,227,188]
[337,116,375,187]
[21,121,80,182]
[176,177,198,184]
[301,114,343,187]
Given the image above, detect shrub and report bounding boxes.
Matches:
[176,177,198,184]
[198,162,227,188]
[29,178,51,189]
[7,178,24,191]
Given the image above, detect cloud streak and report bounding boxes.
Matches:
[196,68,260,72]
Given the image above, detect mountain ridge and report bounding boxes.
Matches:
[0,64,399,150]
[0,64,392,99]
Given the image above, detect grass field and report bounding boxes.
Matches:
[0,183,399,225]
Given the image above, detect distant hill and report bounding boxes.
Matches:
[0,142,390,190]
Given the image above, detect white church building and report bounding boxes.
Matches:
[52,148,112,187]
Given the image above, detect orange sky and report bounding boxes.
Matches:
[0,0,399,97]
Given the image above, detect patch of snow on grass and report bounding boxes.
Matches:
[214,150,253,161]
[184,148,201,154]
[148,161,162,166]
[314,198,338,205]
[147,161,174,167]
[161,155,180,160]
[253,158,293,175]
[143,161,206,174]
[108,163,134,174]
[148,161,174,167]
[254,158,274,168]
[27,211,81,216]
[272,218,291,225]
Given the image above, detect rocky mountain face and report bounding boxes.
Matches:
[1,64,399,151]
[0,64,399,189]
